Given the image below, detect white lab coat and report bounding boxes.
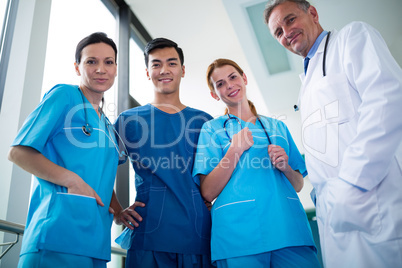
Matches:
[299,21,402,268]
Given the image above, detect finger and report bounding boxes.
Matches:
[133,201,146,208]
[120,218,135,230]
[109,207,115,214]
[124,214,140,228]
[95,193,104,207]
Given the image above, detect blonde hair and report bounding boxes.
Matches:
[206,58,257,116]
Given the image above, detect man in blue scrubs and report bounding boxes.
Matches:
[110,38,214,267]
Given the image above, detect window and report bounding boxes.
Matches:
[0,0,14,112]
[42,0,117,120]
[129,37,153,106]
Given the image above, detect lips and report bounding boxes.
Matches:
[159,78,173,83]
[228,89,240,97]
[94,78,108,83]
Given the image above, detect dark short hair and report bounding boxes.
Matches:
[144,38,184,68]
[264,0,311,25]
[75,32,117,64]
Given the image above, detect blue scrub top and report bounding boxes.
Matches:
[114,104,213,255]
[12,84,119,261]
[193,115,316,262]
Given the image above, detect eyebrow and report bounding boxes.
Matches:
[151,57,179,63]
[274,13,295,36]
[216,72,236,84]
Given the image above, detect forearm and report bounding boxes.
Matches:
[282,168,303,192]
[200,146,244,202]
[110,191,123,217]
[8,145,79,188]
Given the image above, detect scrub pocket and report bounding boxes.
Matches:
[39,193,112,260]
[212,199,262,258]
[326,178,381,235]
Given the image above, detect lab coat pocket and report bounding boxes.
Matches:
[39,193,110,260]
[304,73,356,128]
[327,178,381,235]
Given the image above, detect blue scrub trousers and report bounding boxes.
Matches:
[216,246,320,268]
[18,250,107,268]
[126,249,214,268]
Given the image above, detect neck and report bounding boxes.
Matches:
[151,92,186,114]
[227,101,256,123]
[79,85,103,116]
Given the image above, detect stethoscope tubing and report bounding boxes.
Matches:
[223,114,272,145]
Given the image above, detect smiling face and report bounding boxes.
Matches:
[146,47,185,96]
[209,64,248,109]
[75,42,117,96]
[268,1,322,57]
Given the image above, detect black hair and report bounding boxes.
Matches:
[75,32,117,64]
[143,38,184,68]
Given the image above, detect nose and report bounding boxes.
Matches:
[227,80,234,90]
[96,63,106,74]
[283,27,293,41]
[160,64,171,75]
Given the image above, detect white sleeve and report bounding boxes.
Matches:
[339,22,402,191]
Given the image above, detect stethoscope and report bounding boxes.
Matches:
[78,87,131,159]
[79,87,96,136]
[294,31,331,112]
[223,114,272,144]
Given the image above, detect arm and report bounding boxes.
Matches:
[268,144,303,192]
[8,145,104,206]
[200,127,253,202]
[339,22,402,190]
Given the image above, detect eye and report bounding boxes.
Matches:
[152,63,160,68]
[229,74,237,80]
[169,62,178,67]
[216,81,224,88]
[106,60,115,65]
[86,60,96,64]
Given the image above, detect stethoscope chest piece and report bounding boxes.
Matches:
[82,123,93,136]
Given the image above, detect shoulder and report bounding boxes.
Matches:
[119,104,150,118]
[183,107,213,120]
[43,84,78,99]
[338,21,379,39]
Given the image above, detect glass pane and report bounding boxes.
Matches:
[42,0,117,120]
[0,0,8,38]
[129,38,153,105]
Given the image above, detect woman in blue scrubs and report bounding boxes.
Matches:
[8,32,119,268]
[193,59,320,268]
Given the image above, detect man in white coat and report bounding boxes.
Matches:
[264,0,402,267]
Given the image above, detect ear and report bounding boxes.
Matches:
[146,68,150,80]
[181,65,185,78]
[242,72,248,85]
[210,91,220,101]
[74,62,81,76]
[308,6,319,24]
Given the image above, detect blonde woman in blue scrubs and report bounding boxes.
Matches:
[8,32,119,268]
[193,58,320,268]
